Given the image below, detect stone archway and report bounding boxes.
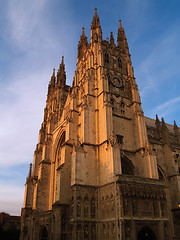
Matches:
[41,227,48,240]
[137,226,157,240]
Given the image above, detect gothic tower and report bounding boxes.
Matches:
[20,9,180,240]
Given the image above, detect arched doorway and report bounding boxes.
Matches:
[41,227,48,240]
[137,226,157,240]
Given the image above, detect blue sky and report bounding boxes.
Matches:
[0,0,180,215]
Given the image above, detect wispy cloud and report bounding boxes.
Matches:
[0,71,49,167]
[1,0,180,215]
[6,0,47,50]
[0,0,78,169]
[148,96,180,119]
[136,22,180,101]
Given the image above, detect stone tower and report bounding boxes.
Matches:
[20,9,180,240]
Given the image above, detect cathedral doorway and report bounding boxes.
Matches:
[137,226,157,240]
[41,227,48,240]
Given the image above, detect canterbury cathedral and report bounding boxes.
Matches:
[20,9,180,240]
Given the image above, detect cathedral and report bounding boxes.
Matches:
[20,9,180,240]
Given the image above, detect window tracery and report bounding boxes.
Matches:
[84,196,88,218]
[118,57,122,68]
[157,166,165,181]
[121,156,134,175]
[56,131,65,167]
[91,198,95,218]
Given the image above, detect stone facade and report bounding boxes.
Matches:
[20,9,180,240]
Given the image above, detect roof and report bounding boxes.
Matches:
[145,116,179,134]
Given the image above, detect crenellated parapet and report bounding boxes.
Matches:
[146,115,180,146]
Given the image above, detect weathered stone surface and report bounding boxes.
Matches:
[20,9,180,240]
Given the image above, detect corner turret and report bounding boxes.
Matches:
[57,56,66,88]
[47,68,56,97]
[117,20,129,54]
[110,32,115,47]
[155,114,161,138]
[91,8,102,43]
[26,163,32,183]
[161,117,170,144]
[78,27,88,60]
[174,120,180,143]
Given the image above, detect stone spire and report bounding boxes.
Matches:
[174,120,180,143]
[155,114,161,138]
[51,68,56,87]
[117,20,129,53]
[47,68,56,96]
[161,117,169,144]
[155,114,161,128]
[57,56,66,88]
[78,27,88,59]
[174,120,178,131]
[91,8,102,43]
[26,163,32,183]
[110,32,115,47]
[91,8,100,29]
[161,117,166,128]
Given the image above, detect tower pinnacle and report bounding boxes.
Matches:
[26,163,32,183]
[119,19,122,28]
[91,8,100,29]
[51,68,56,87]
[110,32,115,46]
[82,27,85,36]
[78,27,88,59]
[91,8,102,43]
[57,56,66,87]
[117,19,129,53]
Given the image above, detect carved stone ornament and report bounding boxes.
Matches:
[111,76,123,88]
[103,92,111,106]
[34,143,43,154]
[44,133,52,144]
[73,135,82,151]
[128,77,137,90]
[82,95,88,109]
[65,109,72,122]
[120,149,125,156]
[144,140,154,155]
[108,133,117,147]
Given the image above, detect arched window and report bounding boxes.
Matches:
[120,101,125,108]
[41,227,48,240]
[118,58,122,68]
[91,197,96,218]
[157,166,165,181]
[56,131,66,165]
[121,156,134,175]
[104,53,109,63]
[59,131,65,146]
[77,196,82,218]
[138,226,157,240]
[84,196,88,218]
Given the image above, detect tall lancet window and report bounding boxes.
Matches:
[56,131,65,167]
[118,57,122,68]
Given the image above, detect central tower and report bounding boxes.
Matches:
[72,8,158,187]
